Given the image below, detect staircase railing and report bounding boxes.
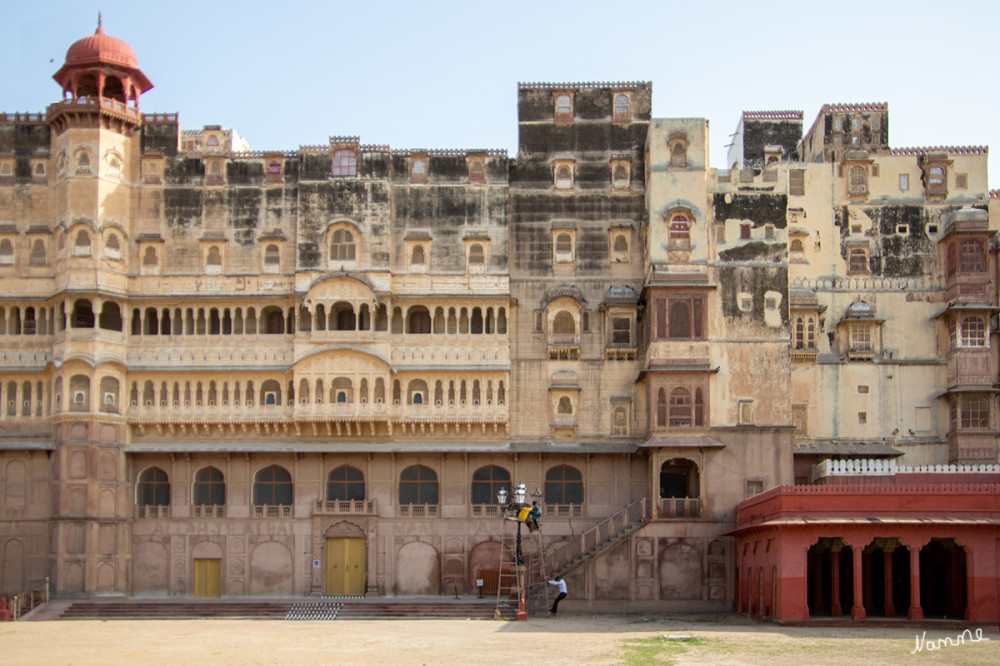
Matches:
[2,577,49,621]
[545,498,648,576]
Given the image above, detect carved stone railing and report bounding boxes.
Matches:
[658,497,701,519]
[313,499,376,516]
[253,504,292,519]
[398,503,438,518]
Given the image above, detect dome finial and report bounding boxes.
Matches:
[97,11,102,32]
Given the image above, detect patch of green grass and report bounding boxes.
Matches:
[618,635,706,665]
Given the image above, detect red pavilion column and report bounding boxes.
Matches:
[847,540,866,620]
[906,540,928,621]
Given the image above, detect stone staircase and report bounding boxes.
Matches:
[51,597,512,621]
[544,498,648,580]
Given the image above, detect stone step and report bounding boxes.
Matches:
[55,598,515,621]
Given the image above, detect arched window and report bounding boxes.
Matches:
[468,243,485,265]
[399,465,438,505]
[790,238,804,254]
[410,245,425,266]
[555,94,572,116]
[551,310,575,335]
[73,300,95,328]
[327,465,365,501]
[76,151,91,173]
[74,230,91,256]
[668,215,691,249]
[407,379,428,405]
[669,388,692,427]
[253,465,292,506]
[555,165,572,189]
[264,244,280,266]
[557,396,573,414]
[206,246,222,266]
[471,465,511,505]
[206,135,219,147]
[795,317,805,349]
[332,377,353,403]
[848,248,869,275]
[613,234,628,252]
[193,467,225,506]
[98,302,123,331]
[137,467,170,507]
[406,306,431,334]
[143,246,158,266]
[613,93,629,121]
[670,142,687,168]
[0,238,13,264]
[555,232,573,256]
[545,465,583,505]
[104,232,121,259]
[332,149,357,177]
[330,229,356,261]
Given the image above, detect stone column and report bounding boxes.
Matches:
[882,546,895,617]
[829,544,842,616]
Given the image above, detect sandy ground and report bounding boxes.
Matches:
[1,614,997,665]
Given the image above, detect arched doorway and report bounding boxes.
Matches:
[325,521,366,596]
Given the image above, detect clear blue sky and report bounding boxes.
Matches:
[4,1,997,184]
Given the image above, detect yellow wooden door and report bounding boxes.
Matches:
[193,558,221,598]
[326,537,365,596]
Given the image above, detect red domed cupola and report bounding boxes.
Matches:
[48,15,153,134]
[53,15,152,105]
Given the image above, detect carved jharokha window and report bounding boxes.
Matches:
[848,165,868,195]
[951,395,990,431]
[656,387,705,427]
[951,315,987,348]
[653,296,705,340]
[960,239,985,273]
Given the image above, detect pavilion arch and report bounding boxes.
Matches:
[660,458,699,499]
[292,346,393,374]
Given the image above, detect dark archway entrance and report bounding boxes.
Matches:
[806,537,854,616]
[920,538,967,619]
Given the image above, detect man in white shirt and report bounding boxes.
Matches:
[547,576,567,616]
